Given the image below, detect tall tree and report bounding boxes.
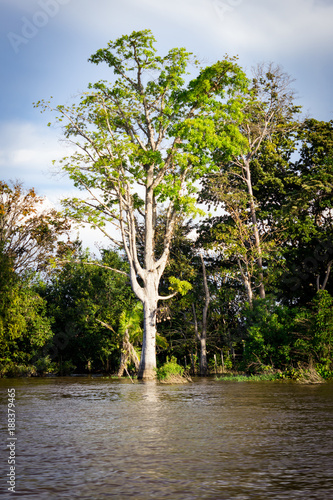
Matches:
[200,63,301,302]
[37,30,248,378]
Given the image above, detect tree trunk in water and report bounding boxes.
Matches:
[137,297,157,380]
[137,173,158,380]
[200,337,208,376]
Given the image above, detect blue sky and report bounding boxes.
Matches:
[1,0,333,250]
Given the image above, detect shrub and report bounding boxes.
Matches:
[156,356,184,381]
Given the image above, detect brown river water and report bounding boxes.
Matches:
[1,377,333,499]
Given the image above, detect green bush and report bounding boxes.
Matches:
[156,356,184,381]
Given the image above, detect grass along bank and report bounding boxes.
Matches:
[216,366,326,384]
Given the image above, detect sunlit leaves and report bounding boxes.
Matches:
[168,276,193,296]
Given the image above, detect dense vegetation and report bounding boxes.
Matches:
[1,32,332,380]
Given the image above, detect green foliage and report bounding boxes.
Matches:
[118,301,143,343]
[43,247,137,372]
[312,290,333,361]
[34,355,57,375]
[316,367,333,380]
[240,291,333,377]
[242,298,297,372]
[0,362,37,378]
[0,250,54,366]
[168,276,192,296]
[59,360,77,376]
[275,367,325,383]
[294,290,333,376]
[272,119,333,305]
[222,353,233,370]
[156,356,184,381]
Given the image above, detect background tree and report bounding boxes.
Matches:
[0,180,71,273]
[276,119,333,304]
[200,63,301,301]
[37,30,248,379]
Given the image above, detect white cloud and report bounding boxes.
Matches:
[0,119,121,253]
[0,120,71,192]
[53,0,333,59]
[206,0,333,57]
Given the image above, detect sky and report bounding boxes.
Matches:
[1,0,333,251]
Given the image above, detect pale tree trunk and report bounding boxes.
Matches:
[244,275,253,307]
[119,133,179,379]
[237,258,253,307]
[126,194,175,379]
[244,159,265,299]
[192,304,208,377]
[200,253,210,376]
[192,254,210,376]
[137,169,173,379]
[137,172,159,380]
[137,296,158,379]
[200,337,207,377]
[118,329,130,377]
[316,260,332,291]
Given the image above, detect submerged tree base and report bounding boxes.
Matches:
[137,368,157,381]
[159,373,192,384]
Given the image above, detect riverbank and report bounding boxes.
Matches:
[215,366,326,384]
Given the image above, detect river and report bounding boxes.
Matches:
[1,377,333,499]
